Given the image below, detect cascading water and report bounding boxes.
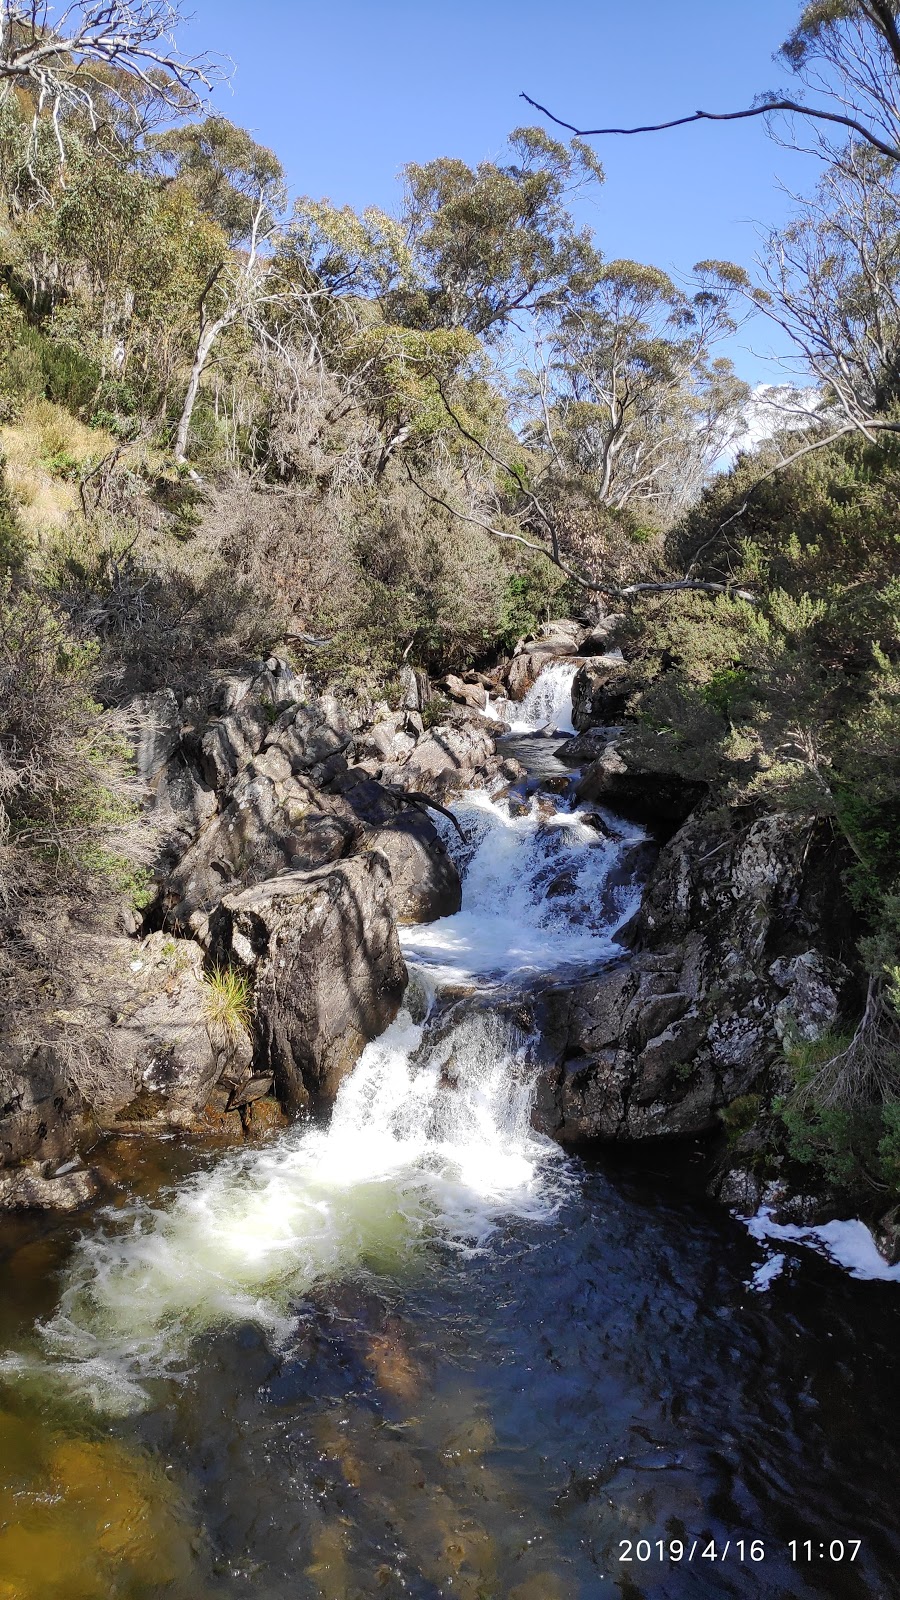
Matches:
[5,663,900,1600]
[7,685,643,1414]
[488,658,580,734]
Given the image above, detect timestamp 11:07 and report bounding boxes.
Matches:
[790,1540,861,1562]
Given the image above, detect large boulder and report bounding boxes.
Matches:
[533,810,859,1146]
[89,931,253,1127]
[0,931,253,1189]
[208,855,408,1114]
[164,764,358,935]
[361,811,461,924]
[571,655,632,730]
[388,718,499,798]
[575,740,706,828]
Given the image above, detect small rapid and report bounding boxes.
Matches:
[9,671,641,1412]
[488,658,580,734]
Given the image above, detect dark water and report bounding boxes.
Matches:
[1,1149,899,1599]
[1,712,898,1599]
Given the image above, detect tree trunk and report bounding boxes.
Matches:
[175,312,231,462]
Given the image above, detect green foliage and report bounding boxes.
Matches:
[719,1094,762,1144]
[497,563,573,651]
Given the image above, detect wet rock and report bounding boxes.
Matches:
[554,731,611,766]
[534,809,859,1146]
[575,741,706,828]
[208,855,407,1115]
[714,1167,763,1215]
[0,1163,100,1212]
[361,811,461,924]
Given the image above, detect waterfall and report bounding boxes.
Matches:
[488,659,579,735]
[6,664,643,1413]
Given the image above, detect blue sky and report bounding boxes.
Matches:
[181,1,821,385]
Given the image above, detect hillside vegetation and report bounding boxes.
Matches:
[2,0,900,1209]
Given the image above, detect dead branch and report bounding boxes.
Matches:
[519,92,900,165]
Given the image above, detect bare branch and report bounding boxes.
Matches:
[519,91,900,164]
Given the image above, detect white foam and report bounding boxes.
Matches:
[28,1008,570,1412]
[20,659,641,1411]
[401,789,644,985]
[490,660,579,734]
[746,1208,900,1282]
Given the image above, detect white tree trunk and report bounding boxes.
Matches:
[175,312,231,462]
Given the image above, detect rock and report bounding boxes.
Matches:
[0,1164,100,1212]
[200,697,271,794]
[164,766,358,930]
[100,931,253,1126]
[391,720,498,798]
[571,655,631,730]
[554,731,611,766]
[208,855,408,1115]
[575,741,706,827]
[534,809,858,1147]
[438,674,487,711]
[714,1167,763,1215]
[361,811,462,924]
[769,951,851,1041]
[398,665,430,712]
[579,615,626,656]
[122,688,182,783]
[353,710,422,766]
[0,1048,84,1169]
[270,688,352,773]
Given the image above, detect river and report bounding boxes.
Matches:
[0,663,898,1598]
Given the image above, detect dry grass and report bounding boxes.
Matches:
[0,400,116,542]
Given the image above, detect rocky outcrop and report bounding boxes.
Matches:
[385,716,500,799]
[575,740,707,829]
[534,809,858,1145]
[571,655,632,730]
[0,1162,100,1212]
[96,931,253,1127]
[0,931,253,1200]
[208,854,408,1115]
[164,764,358,937]
[502,619,586,700]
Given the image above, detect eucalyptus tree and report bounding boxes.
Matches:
[0,0,222,157]
[148,117,286,461]
[523,255,747,521]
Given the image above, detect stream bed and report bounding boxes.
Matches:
[1,670,899,1599]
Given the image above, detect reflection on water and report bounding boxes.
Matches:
[1,666,899,1597]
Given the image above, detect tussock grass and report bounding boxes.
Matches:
[201,966,252,1039]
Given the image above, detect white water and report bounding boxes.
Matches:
[746,1209,900,1286]
[489,659,579,735]
[10,667,641,1412]
[400,789,644,986]
[13,1007,566,1411]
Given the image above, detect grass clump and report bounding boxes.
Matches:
[201,966,252,1039]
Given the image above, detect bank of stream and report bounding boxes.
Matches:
[0,664,898,1599]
